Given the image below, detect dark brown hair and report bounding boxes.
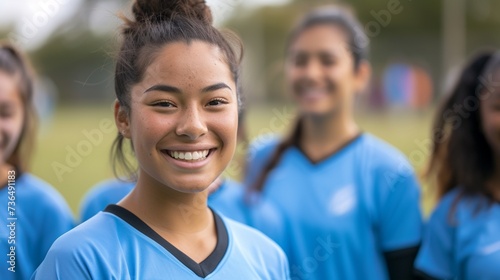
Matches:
[0,42,36,172]
[250,5,368,193]
[111,0,243,180]
[427,50,498,201]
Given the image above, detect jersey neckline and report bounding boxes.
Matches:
[104,204,229,278]
[294,132,364,166]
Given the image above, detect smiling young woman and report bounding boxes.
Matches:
[31,1,289,279]
[0,43,74,280]
[244,5,422,280]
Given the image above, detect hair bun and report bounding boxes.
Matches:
[132,0,213,25]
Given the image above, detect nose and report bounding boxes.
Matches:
[302,59,323,82]
[175,106,207,140]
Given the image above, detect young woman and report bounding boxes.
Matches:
[245,6,422,280]
[32,1,289,279]
[0,43,74,280]
[415,51,500,280]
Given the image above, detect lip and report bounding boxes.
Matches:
[160,147,216,170]
[297,89,329,102]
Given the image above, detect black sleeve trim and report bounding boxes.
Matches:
[383,245,420,280]
[413,269,440,280]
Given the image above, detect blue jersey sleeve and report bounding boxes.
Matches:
[31,225,118,280]
[377,169,422,251]
[415,193,457,279]
[37,199,75,267]
[277,246,291,280]
[25,177,75,270]
[31,246,92,280]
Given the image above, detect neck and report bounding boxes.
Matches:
[300,111,359,162]
[488,160,500,201]
[0,163,13,188]
[120,173,213,235]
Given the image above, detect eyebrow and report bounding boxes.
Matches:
[144,83,231,94]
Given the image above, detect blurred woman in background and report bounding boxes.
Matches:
[245,5,422,280]
[0,42,74,280]
[415,50,500,280]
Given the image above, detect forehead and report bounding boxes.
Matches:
[480,66,500,99]
[289,24,350,55]
[0,71,20,104]
[140,41,233,88]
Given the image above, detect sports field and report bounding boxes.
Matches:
[30,104,436,218]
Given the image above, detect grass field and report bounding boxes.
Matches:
[30,104,436,218]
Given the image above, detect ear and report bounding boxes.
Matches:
[114,99,131,139]
[354,61,372,95]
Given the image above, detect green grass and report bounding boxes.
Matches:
[31,104,436,218]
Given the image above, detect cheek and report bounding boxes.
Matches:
[130,110,168,151]
[286,66,301,84]
[213,110,238,148]
[9,112,24,141]
[481,109,500,144]
[2,112,24,158]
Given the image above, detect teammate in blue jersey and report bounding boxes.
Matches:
[245,6,422,280]
[414,51,500,280]
[0,43,74,280]
[32,1,290,279]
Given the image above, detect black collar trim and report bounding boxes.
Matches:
[104,204,228,278]
[296,132,363,165]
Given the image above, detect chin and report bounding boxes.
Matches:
[301,107,337,118]
[168,177,214,194]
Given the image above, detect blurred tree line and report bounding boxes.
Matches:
[1,0,500,105]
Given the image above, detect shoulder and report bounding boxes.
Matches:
[430,187,488,225]
[48,213,121,258]
[359,134,411,171]
[17,173,72,213]
[33,213,122,279]
[224,217,287,261]
[355,134,419,193]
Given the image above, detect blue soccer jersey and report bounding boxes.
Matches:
[245,133,422,280]
[32,205,290,279]
[415,188,500,280]
[0,173,74,280]
[79,179,135,222]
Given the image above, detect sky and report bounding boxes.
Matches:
[0,0,290,50]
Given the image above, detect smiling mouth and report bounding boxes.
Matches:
[163,149,214,161]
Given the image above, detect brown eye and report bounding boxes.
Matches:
[319,54,335,67]
[207,99,228,106]
[153,101,176,108]
[0,105,14,118]
[294,54,308,67]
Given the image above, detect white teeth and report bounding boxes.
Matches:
[168,150,210,161]
[192,152,200,160]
